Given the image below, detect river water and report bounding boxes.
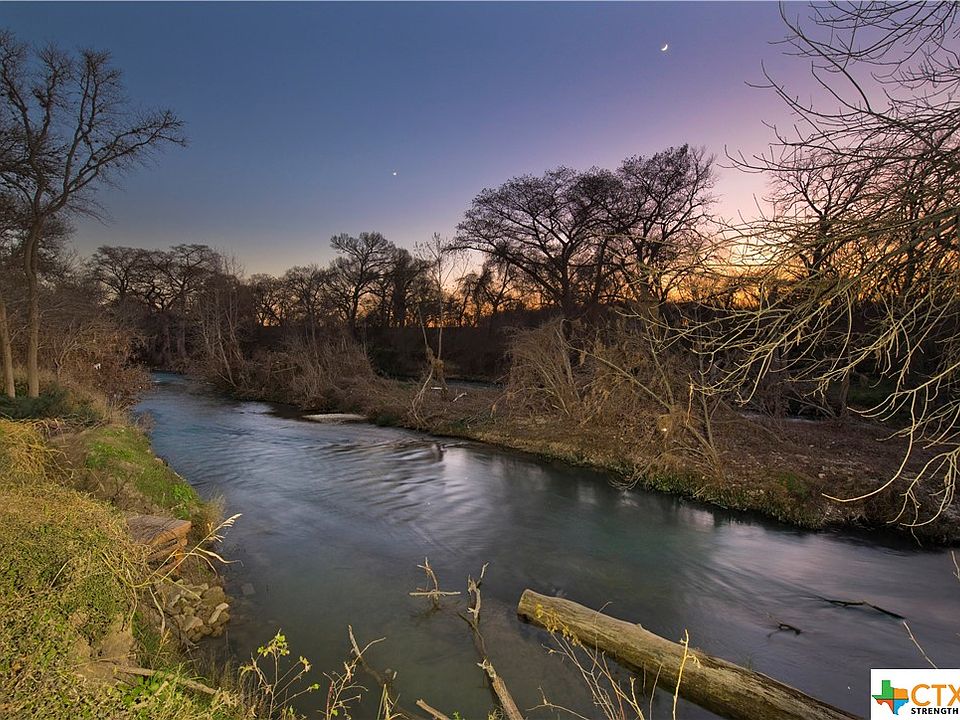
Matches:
[136,373,959,718]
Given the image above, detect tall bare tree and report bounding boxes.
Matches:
[0,30,184,396]
[455,167,620,323]
[283,264,332,340]
[329,231,396,332]
[697,1,960,525]
[613,145,716,309]
[0,193,18,397]
[90,245,152,305]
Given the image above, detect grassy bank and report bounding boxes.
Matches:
[65,424,215,526]
[0,384,248,719]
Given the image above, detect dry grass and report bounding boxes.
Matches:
[0,418,56,485]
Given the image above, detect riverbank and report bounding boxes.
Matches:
[0,380,249,719]
[226,365,959,544]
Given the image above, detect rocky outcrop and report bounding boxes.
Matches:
[155,578,231,643]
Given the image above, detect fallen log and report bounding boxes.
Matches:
[127,514,191,563]
[517,589,857,720]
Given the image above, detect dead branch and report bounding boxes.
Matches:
[415,699,453,720]
[113,665,217,696]
[408,557,461,610]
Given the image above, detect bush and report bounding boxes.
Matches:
[504,319,729,476]
[0,375,110,425]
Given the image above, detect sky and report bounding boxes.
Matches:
[2,1,812,275]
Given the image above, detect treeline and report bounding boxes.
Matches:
[83,236,521,378]
[74,142,715,381]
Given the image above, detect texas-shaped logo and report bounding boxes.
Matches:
[873,679,910,715]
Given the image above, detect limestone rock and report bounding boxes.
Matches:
[208,602,229,626]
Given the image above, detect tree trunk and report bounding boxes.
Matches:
[162,317,172,367]
[24,224,42,398]
[517,590,857,720]
[177,317,187,363]
[0,293,15,398]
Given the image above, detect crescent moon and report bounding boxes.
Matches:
[661,43,669,52]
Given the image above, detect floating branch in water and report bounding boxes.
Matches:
[461,563,523,720]
[416,699,453,720]
[408,557,461,610]
[813,595,905,619]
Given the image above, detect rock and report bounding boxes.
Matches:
[202,586,226,605]
[208,602,229,626]
[181,616,203,634]
[160,579,231,645]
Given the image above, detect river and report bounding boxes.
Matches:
[136,373,959,718]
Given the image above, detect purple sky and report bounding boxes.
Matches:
[4,2,813,274]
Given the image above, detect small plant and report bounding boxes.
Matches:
[240,631,321,719]
[775,471,811,500]
[240,627,383,720]
[536,628,649,720]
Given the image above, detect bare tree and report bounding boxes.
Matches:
[164,244,222,361]
[0,30,184,396]
[90,245,152,304]
[696,1,960,526]
[196,268,251,389]
[0,193,18,397]
[388,248,428,328]
[455,167,620,323]
[410,234,464,415]
[613,145,716,309]
[328,232,396,333]
[249,273,291,328]
[456,153,715,325]
[283,264,333,341]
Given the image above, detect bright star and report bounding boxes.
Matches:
[392,170,398,176]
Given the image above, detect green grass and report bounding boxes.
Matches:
[0,420,248,720]
[774,470,812,501]
[0,484,132,718]
[80,425,204,522]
